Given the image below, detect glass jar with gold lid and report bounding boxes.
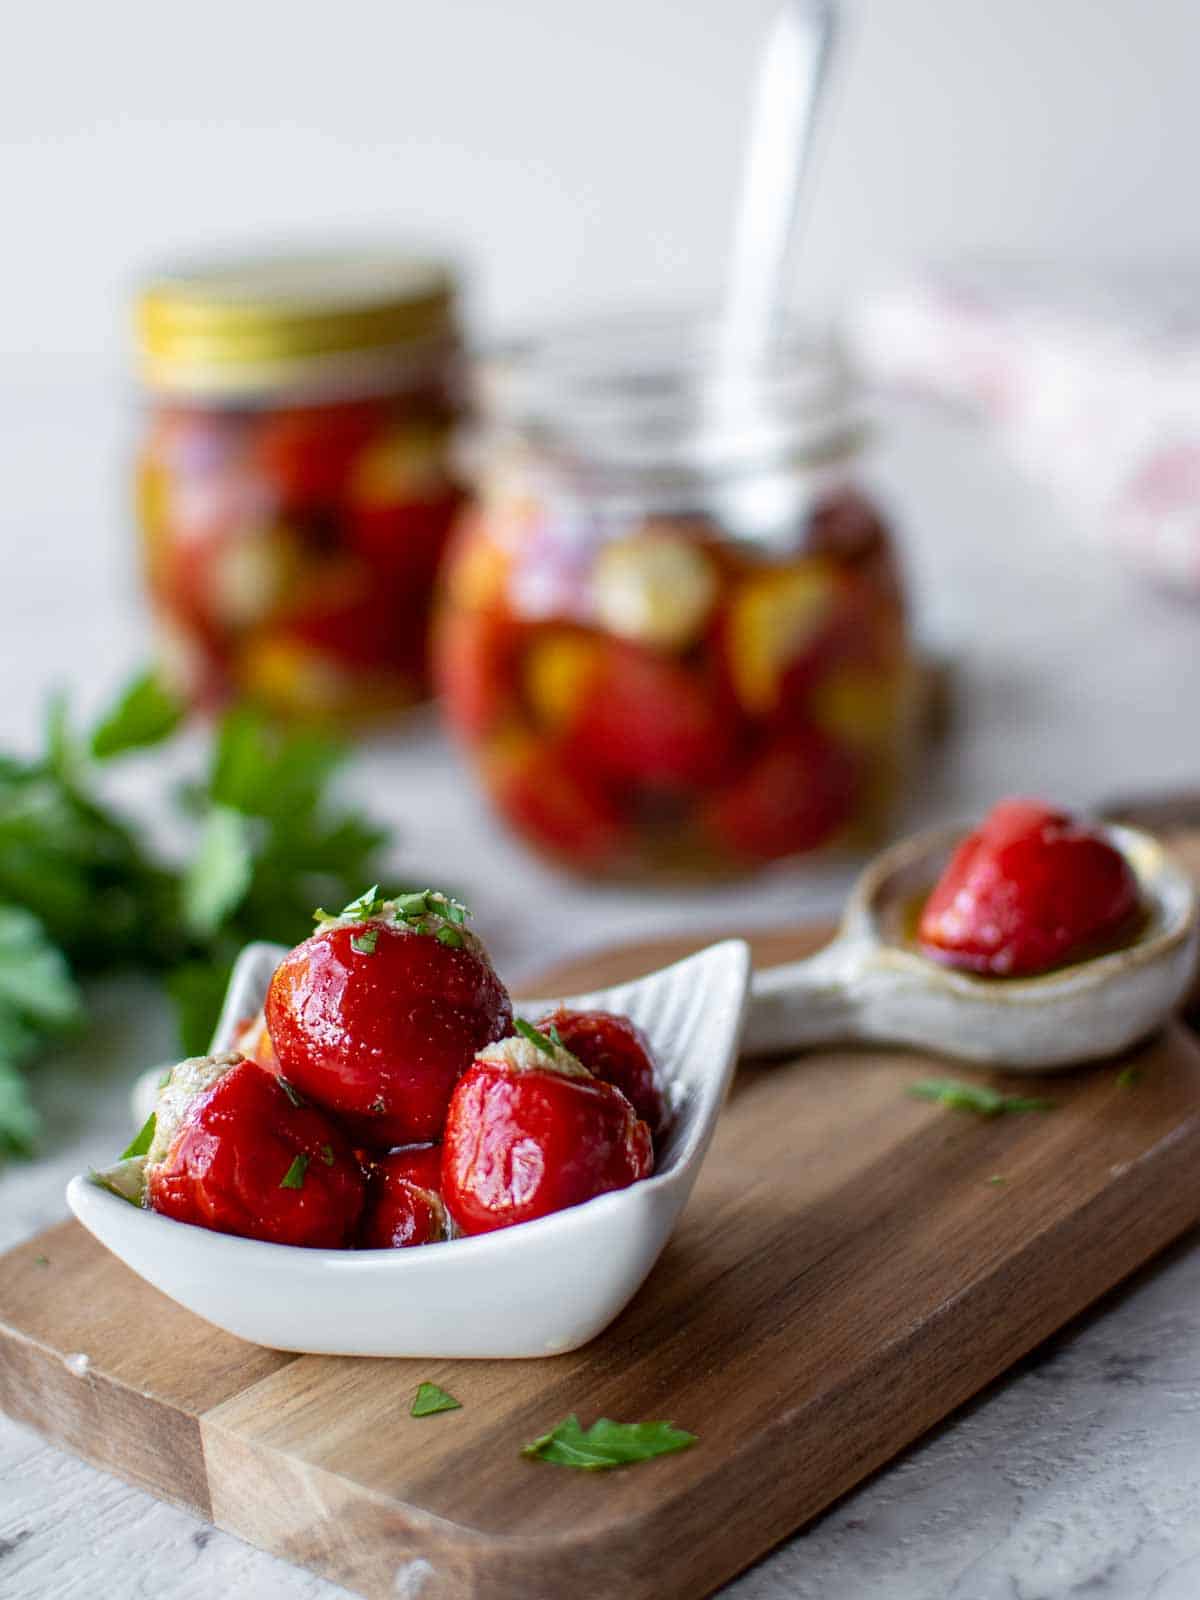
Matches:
[134,248,466,718]
[434,313,919,880]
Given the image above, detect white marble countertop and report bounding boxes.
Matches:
[3,368,1200,1598]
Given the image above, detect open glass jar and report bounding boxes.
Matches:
[134,249,466,718]
[435,315,919,880]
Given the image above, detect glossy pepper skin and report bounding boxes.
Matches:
[146,1056,365,1248]
[918,798,1140,977]
[535,1008,667,1137]
[265,920,513,1147]
[442,1041,654,1236]
[359,1145,447,1249]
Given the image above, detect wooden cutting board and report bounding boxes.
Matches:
[4,920,1200,1600]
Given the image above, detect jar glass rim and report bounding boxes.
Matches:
[475,307,865,486]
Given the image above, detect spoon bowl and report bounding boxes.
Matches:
[69,937,751,1358]
[745,821,1199,1069]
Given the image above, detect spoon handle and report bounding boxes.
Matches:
[722,0,839,363]
[742,933,870,1056]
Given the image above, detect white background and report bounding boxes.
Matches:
[2,0,1197,359]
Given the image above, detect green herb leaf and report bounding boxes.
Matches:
[548,1025,564,1050]
[89,1156,147,1206]
[908,1079,1056,1117]
[514,1017,557,1057]
[1116,1065,1142,1090]
[0,905,84,1031]
[121,1110,157,1161]
[0,1056,40,1157]
[339,885,383,922]
[411,1382,462,1417]
[426,891,470,925]
[351,927,378,955]
[277,1077,305,1109]
[0,907,84,1155]
[435,925,464,949]
[394,890,431,920]
[182,806,255,939]
[90,672,186,761]
[320,1144,335,1166]
[986,1174,1008,1187]
[522,1415,697,1471]
[280,1153,309,1190]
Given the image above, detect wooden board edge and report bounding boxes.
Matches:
[0,1319,213,1518]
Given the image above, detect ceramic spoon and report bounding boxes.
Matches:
[744,822,1199,1070]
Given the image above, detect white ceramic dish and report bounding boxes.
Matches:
[68,937,751,1358]
[745,821,1199,1070]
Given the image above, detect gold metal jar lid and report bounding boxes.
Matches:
[135,247,458,398]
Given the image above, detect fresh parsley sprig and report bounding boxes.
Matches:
[0,671,395,1155]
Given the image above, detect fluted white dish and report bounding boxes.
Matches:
[68,937,751,1358]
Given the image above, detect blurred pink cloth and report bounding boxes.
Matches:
[854,267,1200,594]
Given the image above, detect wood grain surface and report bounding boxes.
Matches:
[4,912,1200,1600]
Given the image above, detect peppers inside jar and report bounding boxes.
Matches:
[434,318,920,879]
[134,250,467,719]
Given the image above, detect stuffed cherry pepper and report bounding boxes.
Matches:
[918,799,1141,977]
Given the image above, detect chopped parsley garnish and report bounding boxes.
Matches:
[394,890,431,919]
[515,1017,558,1058]
[435,925,464,949]
[522,1415,697,1471]
[120,1110,157,1161]
[277,1077,306,1109]
[1116,1065,1142,1090]
[351,928,378,955]
[908,1079,1056,1117]
[338,885,384,923]
[411,1382,462,1417]
[280,1153,310,1190]
[548,1024,564,1049]
[320,1144,335,1166]
[986,1174,1008,1187]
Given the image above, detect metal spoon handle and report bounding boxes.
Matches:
[722,0,839,364]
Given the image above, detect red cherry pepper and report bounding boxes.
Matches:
[535,1008,666,1137]
[492,740,629,870]
[702,725,860,862]
[359,1145,447,1249]
[918,798,1141,977]
[441,1038,653,1236]
[566,640,737,792]
[145,1055,365,1248]
[265,919,513,1147]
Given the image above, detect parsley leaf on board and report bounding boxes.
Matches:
[907,1079,1056,1117]
[411,1382,462,1417]
[522,1415,697,1470]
